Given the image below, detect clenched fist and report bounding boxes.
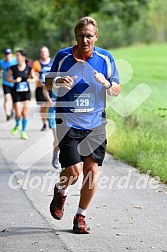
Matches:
[94,70,109,88]
[94,70,120,96]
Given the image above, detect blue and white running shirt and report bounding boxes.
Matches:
[39,58,54,86]
[50,46,120,130]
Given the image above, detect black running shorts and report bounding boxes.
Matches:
[57,124,107,168]
[2,84,14,95]
[35,87,46,103]
[35,87,52,104]
[12,90,31,103]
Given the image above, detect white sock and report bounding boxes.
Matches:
[56,183,69,196]
[76,207,87,217]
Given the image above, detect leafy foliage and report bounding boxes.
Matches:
[99,0,148,26]
[1,0,167,58]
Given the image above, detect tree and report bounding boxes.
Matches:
[147,0,167,42]
[99,0,148,26]
[0,0,56,57]
[0,0,151,58]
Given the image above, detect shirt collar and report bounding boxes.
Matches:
[72,45,93,62]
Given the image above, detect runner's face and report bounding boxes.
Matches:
[40,48,50,61]
[16,52,25,64]
[75,24,98,54]
[5,53,12,61]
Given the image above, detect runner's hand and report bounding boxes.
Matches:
[55,76,77,90]
[27,78,33,83]
[94,70,109,88]
[16,77,22,82]
[94,70,120,96]
[48,98,55,107]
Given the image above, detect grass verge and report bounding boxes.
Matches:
[106,43,167,183]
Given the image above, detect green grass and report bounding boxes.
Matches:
[106,43,167,183]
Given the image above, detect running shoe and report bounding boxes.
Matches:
[41,124,47,131]
[73,214,90,234]
[10,110,14,118]
[11,126,19,135]
[52,152,61,169]
[6,115,11,121]
[21,131,29,140]
[7,111,13,121]
[50,185,67,220]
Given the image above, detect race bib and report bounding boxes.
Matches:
[39,66,51,86]
[69,93,95,112]
[16,82,29,92]
[39,73,46,86]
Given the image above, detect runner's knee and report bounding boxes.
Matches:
[61,165,82,183]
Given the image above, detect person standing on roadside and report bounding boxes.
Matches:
[32,46,54,131]
[6,50,36,140]
[0,49,17,120]
[45,16,120,234]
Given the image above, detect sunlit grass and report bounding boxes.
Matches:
[107,43,167,183]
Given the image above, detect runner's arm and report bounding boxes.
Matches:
[6,69,21,83]
[0,69,2,78]
[27,68,38,83]
[106,82,120,96]
[94,71,120,96]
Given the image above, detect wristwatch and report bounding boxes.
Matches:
[106,82,112,89]
[52,77,60,88]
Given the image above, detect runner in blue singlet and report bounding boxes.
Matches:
[0,48,17,120]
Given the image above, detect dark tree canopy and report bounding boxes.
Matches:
[2,0,166,59]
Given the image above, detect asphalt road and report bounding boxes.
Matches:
[0,90,167,252]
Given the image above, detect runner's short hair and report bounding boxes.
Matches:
[16,49,27,57]
[74,16,98,34]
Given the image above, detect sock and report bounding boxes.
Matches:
[76,207,87,217]
[16,118,20,127]
[56,183,69,196]
[53,151,59,158]
[22,118,28,131]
